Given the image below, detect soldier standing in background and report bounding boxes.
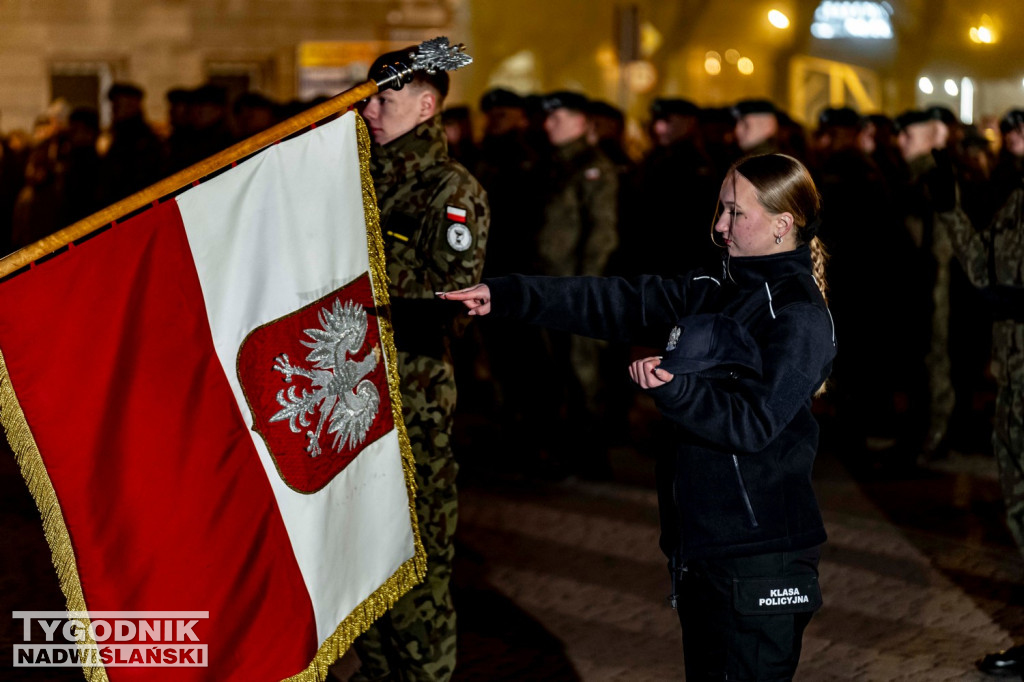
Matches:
[351,48,489,682]
[624,98,718,278]
[935,110,1024,675]
[102,83,164,205]
[895,109,956,458]
[535,90,618,478]
[733,99,781,157]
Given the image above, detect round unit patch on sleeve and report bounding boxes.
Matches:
[447,223,472,251]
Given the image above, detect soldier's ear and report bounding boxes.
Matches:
[418,89,439,121]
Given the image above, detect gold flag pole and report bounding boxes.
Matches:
[0,36,471,279]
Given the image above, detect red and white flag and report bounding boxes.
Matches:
[0,112,423,680]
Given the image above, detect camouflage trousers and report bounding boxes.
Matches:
[992,321,1024,558]
[924,237,955,452]
[352,352,459,682]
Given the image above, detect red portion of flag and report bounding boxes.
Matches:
[0,201,318,680]
[237,273,394,493]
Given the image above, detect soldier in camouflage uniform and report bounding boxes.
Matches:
[534,91,618,476]
[942,110,1024,675]
[895,110,957,458]
[351,49,489,682]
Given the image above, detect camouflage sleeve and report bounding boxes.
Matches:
[941,204,990,289]
[577,160,619,276]
[423,169,490,292]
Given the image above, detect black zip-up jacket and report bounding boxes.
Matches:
[486,246,835,561]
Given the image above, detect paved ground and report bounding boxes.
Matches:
[4,401,1023,680]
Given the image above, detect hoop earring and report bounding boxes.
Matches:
[775,235,783,244]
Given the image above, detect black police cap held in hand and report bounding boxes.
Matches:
[658,314,763,377]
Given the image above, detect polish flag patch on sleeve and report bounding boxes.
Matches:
[445,205,467,223]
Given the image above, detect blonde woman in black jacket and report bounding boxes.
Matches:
[442,154,835,680]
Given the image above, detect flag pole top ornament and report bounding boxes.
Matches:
[373,37,473,92]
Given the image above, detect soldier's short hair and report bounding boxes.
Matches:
[369,48,450,100]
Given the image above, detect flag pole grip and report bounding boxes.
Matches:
[0,79,380,278]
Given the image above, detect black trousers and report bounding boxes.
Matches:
[674,546,822,681]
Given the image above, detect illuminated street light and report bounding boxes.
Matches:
[961,78,974,125]
[918,77,934,95]
[737,57,754,75]
[704,56,722,76]
[944,79,958,96]
[768,9,790,29]
[725,48,740,64]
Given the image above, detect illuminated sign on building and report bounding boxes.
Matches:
[811,1,893,40]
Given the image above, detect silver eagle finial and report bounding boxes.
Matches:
[373,37,473,92]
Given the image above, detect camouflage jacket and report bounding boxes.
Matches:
[371,115,489,356]
[944,186,1024,323]
[537,136,618,277]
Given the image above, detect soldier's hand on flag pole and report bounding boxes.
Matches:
[629,356,674,389]
[437,284,491,315]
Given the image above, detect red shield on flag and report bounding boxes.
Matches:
[237,272,393,493]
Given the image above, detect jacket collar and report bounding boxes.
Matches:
[722,245,814,288]
[371,115,448,184]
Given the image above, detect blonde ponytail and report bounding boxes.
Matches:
[808,236,829,304]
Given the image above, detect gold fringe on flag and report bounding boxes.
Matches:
[283,114,428,682]
[0,348,109,682]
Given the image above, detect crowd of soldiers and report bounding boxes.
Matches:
[0,81,311,255]
[0,80,1020,477]
[442,88,1021,481]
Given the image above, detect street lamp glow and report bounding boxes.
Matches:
[768,10,790,29]
[944,79,959,96]
[961,77,974,125]
[918,77,934,95]
[977,26,993,43]
[737,57,754,75]
[704,57,722,76]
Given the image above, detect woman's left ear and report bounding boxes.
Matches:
[776,212,795,239]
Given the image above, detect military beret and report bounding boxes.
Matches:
[192,84,228,105]
[925,105,958,127]
[441,105,471,123]
[731,99,776,118]
[480,88,524,112]
[107,82,144,101]
[166,87,193,105]
[369,47,450,98]
[894,110,934,132]
[540,91,589,114]
[818,106,863,129]
[651,98,699,119]
[658,314,763,377]
[1000,109,1024,134]
[587,100,623,121]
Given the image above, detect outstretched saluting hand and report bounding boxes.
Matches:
[436,283,492,316]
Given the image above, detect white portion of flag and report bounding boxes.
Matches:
[175,112,414,644]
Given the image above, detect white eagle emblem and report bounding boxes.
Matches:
[666,326,682,351]
[269,298,381,457]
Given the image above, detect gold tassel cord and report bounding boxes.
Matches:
[283,114,427,682]
[0,348,109,682]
